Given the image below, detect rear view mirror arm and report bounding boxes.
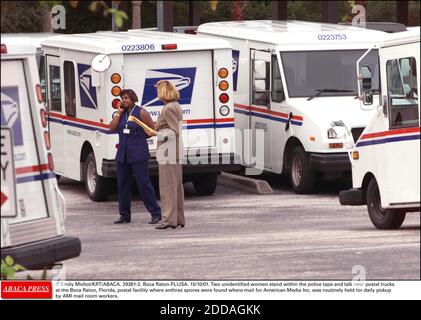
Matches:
[356,46,375,98]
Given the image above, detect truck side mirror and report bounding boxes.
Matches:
[253,60,269,94]
[91,54,111,72]
[362,91,373,105]
[254,80,266,92]
[253,60,267,80]
[361,66,372,90]
[382,95,388,116]
[360,65,373,105]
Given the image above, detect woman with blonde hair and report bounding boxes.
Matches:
[129,80,185,229]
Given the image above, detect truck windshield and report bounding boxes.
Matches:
[281,50,379,98]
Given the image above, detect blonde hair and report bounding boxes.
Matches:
[156,80,180,102]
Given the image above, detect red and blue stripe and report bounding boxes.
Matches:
[356,127,420,147]
[16,164,56,184]
[48,113,234,132]
[48,112,110,134]
[183,118,235,129]
[234,103,303,126]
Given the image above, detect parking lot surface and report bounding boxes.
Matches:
[60,175,420,280]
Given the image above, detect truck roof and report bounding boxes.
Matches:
[41,30,231,54]
[1,36,37,56]
[198,20,389,48]
[1,33,58,50]
[376,28,420,48]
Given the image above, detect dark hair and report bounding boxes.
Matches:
[120,89,138,102]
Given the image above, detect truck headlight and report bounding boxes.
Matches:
[327,128,337,139]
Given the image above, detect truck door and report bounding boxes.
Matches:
[269,53,288,173]
[382,43,420,205]
[46,55,65,174]
[1,59,50,224]
[250,49,272,170]
[124,51,216,151]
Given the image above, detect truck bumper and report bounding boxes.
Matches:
[1,236,81,270]
[102,153,241,178]
[309,152,351,172]
[339,188,365,206]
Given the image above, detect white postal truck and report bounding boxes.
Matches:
[40,31,238,201]
[198,20,389,193]
[1,39,81,269]
[340,30,420,229]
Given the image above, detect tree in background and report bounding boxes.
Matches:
[1,1,43,33]
[1,1,420,34]
[231,1,247,20]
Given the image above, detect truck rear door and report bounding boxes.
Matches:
[1,59,52,225]
[124,50,215,151]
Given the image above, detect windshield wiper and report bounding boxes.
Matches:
[307,89,355,101]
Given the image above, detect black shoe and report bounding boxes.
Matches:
[177,224,185,228]
[114,217,130,224]
[148,216,162,224]
[155,223,176,229]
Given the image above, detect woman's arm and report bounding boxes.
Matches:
[140,109,156,131]
[128,115,158,137]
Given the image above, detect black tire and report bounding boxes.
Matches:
[366,178,406,229]
[84,152,109,202]
[193,172,218,196]
[289,146,315,194]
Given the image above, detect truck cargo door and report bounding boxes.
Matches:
[124,51,215,150]
[1,60,50,223]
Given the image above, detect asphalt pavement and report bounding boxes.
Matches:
[59,174,420,280]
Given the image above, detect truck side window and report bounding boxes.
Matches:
[271,55,285,102]
[64,61,76,117]
[39,56,46,103]
[386,57,419,129]
[252,59,270,106]
[49,65,61,112]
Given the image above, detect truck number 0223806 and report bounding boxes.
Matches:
[121,44,156,52]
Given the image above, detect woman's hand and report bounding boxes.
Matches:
[117,101,124,115]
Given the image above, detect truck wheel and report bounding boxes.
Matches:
[289,146,315,194]
[193,173,218,196]
[366,178,406,229]
[84,152,109,202]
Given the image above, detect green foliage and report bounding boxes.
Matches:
[108,8,129,28]
[1,256,49,280]
[1,256,26,280]
[38,0,62,9]
[365,0,396,22]
[57,1,111,34]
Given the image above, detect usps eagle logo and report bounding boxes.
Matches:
[141,68,196,107]
[78,63,98,109]
[1,87,23,146]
